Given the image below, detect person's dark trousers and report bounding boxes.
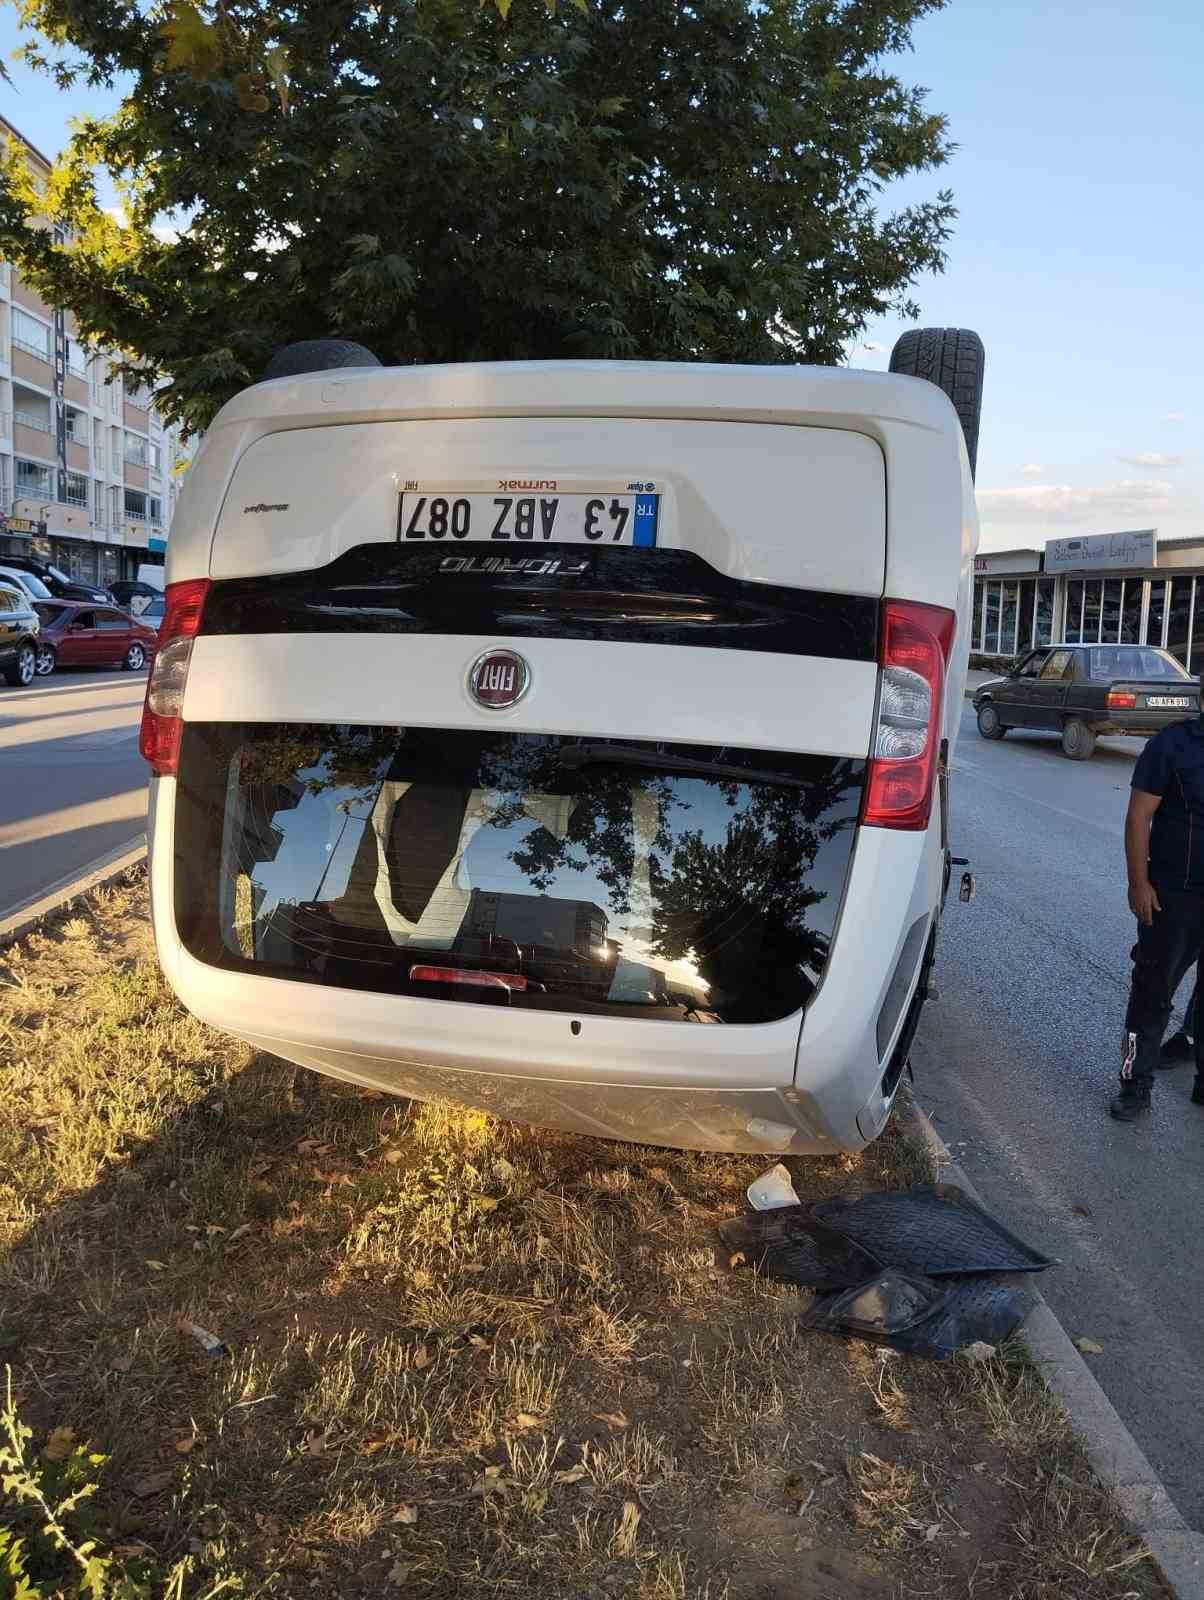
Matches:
[1123,888,1204,1091]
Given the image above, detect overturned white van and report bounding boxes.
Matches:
[144,334,983,1154]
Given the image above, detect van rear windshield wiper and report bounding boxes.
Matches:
[556,744,808,789]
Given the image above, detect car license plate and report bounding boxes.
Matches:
[399,485,660,547]
[1147,695,1191,708]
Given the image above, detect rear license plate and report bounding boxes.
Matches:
[399,487,660,547]
[1147,696,1192,708]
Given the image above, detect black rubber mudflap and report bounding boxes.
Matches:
[801,1268,1030,1360]
[809,1184,1052,1276]
[719,1206,883,1292]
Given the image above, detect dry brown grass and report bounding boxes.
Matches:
[0,873,1159,1599]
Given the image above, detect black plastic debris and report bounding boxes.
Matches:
[800,1268,1030,1361]
[719,1206,883,1292]
[721,1177,1051,1359]
[809,1184,1052,1277]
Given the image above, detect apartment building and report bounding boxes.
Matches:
[0,115,184,587]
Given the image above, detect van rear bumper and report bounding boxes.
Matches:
[149,779,937,1155]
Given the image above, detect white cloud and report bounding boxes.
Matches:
[104,205,180,244]
[1164,411,1186,425]
[1115,451,1184,468]
[1020,463,1045,477]
[977,479,1175,526]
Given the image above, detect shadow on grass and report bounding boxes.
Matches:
[0,884,1161,1600]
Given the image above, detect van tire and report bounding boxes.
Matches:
[976,702,1006,739]
[260,340,382,382]
[1061,716,1096,760]
[889,327,985,478]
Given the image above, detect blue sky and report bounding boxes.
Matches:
[3,0,1201,553]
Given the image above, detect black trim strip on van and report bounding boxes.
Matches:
[199,544,879,661]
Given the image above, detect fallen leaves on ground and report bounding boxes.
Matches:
[42,1425,76,1462]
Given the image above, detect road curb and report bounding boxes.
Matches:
[0,838,148,950]
[904,1098,1204,1600]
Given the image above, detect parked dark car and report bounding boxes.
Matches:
[109,579,164,616]
[32,600,158,676]
[0,578,41,687]
[974,644,1198,759]
[0,554,112,605]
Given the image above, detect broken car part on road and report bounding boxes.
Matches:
[721,1179,1051,1359]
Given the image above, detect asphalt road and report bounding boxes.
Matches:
[914,700,1204,1530]
[0,670,148,921]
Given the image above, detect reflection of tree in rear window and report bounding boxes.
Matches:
[176,726,867,1025]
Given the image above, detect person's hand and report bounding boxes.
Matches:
[1129,878,1162,926]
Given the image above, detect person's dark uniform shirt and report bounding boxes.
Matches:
[1131,717,1204,890]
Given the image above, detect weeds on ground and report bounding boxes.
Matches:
[0,874,1158,1599]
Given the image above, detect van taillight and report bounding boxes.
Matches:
[138,579,211,776]
[861,599,956,831]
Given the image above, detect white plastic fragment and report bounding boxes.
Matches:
[747,1163,800,1211]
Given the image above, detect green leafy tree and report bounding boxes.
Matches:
[0,0,953,433]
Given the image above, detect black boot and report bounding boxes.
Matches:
[1158,1031,1193,1068]
[1192,1078,1204,1106]
[1109,1083,1151,1121]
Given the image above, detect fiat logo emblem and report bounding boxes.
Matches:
[468,648,530,710]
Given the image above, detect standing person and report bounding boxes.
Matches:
[1160,973,1198,1066]
[1113,699,1204,1120]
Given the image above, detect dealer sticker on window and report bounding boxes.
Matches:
[398,479,660,547]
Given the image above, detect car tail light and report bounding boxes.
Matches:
[138,579,210,775]
[862,599,956,831]
[1107,691,1137,710]
[409,965,528,991]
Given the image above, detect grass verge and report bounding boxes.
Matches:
[0,871,1159,1599]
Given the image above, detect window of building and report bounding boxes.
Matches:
[999,582,1018,655]
[971,581,984,650]
[124,431,148,467]
[67,337,88,378]
[1100,579,1123,643]
[64,408,85,442]
[1189,581,1204,675]
[1064,580,1084,644]
[124,487,148,520]
[1035,578,1055,645]
[13,400,51,433]
[61,470,89,507]
[148,440,162,473]
[1166,579,1192,666]
[149,496,162,524]
[1121,580,1143,644]
[12,307,50,361]
[1017,579,1036,652]
[1083,580,1102,642]
[1148,581,1167,648]
[16,459,52,498]
[984,582,1001,653]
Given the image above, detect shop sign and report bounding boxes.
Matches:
[1044,529,1157,574]
[973,550,1042,576]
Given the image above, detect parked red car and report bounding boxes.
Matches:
[32,599,158,676]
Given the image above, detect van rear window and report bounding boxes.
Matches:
[173,726,863,1025]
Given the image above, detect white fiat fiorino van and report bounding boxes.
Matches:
[143,331,983,1156]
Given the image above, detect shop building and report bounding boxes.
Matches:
[0,116,184,586]
[972,529,1204,673]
